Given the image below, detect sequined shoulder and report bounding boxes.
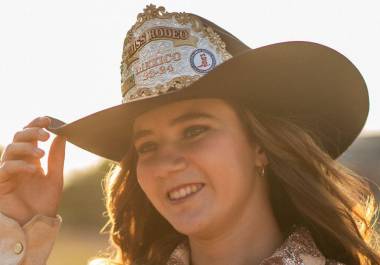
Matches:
[167,243,189,265]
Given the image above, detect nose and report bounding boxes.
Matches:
[153,144,188,178]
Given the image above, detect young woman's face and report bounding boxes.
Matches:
[133,98,268,237]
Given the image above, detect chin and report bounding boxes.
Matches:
[168,212,216,237]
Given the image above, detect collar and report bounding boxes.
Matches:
[166,227,342,265]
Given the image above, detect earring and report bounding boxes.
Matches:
[258,167,265,177]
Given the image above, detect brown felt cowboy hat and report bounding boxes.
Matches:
[47,4,369,162]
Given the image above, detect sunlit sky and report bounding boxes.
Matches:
[0,0,379,175]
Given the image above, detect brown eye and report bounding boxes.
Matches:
[136,141,157,154]
[183,125,209,139]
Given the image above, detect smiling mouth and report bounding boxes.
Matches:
[167,183,205,202]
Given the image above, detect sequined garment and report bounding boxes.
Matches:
[166,227,345,265]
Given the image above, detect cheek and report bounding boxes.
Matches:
[136,160,155,197]
[188,131,255,188]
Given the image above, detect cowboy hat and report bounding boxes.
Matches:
[47,4,369,162]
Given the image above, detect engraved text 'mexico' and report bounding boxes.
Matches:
[134,51,182,76]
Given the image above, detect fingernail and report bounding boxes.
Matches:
[33,148,44,157]
[38,129,49,138]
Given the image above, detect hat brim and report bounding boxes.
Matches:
[47,41,368,162]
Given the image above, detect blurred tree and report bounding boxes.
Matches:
[58,160,114,230]
[339,134,380,198]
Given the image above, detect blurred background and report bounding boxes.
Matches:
[0,0,379,264]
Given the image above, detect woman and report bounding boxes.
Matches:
[0,4,379,265]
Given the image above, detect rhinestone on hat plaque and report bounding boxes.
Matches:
[120,5,232,103]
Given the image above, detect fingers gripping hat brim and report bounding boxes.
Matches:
[47,41,368,162]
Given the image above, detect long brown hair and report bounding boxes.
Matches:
[91,99,380,265]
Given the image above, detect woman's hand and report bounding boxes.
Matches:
[0,117,66,226]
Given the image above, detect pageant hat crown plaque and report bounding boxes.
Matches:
[120,4,232,103]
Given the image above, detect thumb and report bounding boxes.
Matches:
[47,135,66,181]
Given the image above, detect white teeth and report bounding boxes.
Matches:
[168,184,203,201]
[173,191,180,198]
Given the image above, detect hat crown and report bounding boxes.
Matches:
[120,4,232,103]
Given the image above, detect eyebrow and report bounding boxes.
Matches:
[133,111,216,142]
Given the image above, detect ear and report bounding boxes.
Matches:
[252,144,268,168]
